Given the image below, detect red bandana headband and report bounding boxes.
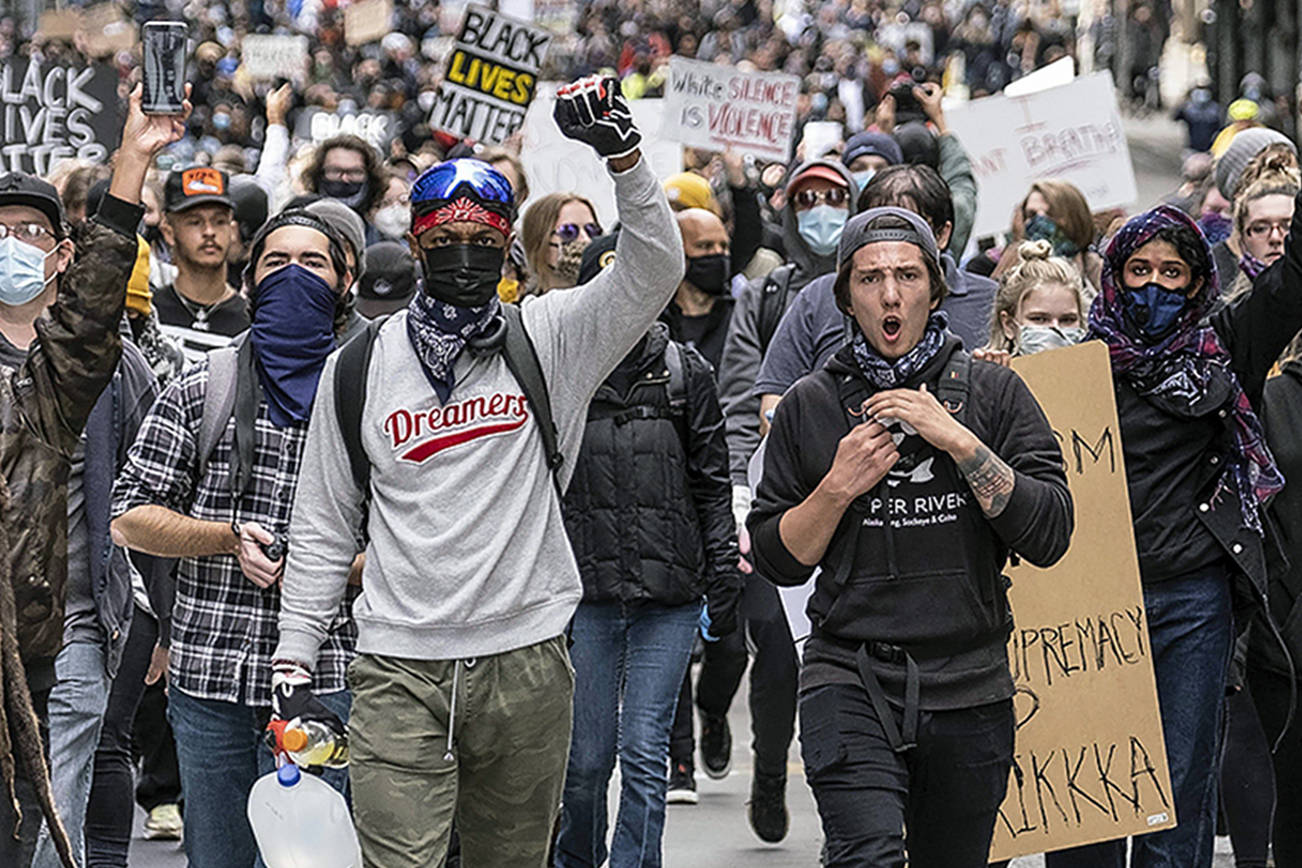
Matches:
[413,197,512,237]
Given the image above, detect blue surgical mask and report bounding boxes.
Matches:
[1121,282,1190,342]
[1017,324,1085,355]
[797,205,848,256]
[0,236,56,306]
[853,169,876,192]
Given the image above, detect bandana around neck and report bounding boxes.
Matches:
[1239,250,1270,280]
[405,293,500,403]
[1089,205,1283,533]
[851,311,950,389]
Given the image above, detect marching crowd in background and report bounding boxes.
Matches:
[0,1,1301,868]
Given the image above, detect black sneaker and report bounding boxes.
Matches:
[699,712,733,780]
[666,761,699,805]
[748,771,789,843]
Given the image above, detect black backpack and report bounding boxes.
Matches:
[755,263,799,355]
[332,303,563,501]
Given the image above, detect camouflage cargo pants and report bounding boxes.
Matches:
[347,634,575,868]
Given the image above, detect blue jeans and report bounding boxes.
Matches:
[32,639,112,868]
[555,600,700,868]
[168,686,351,868]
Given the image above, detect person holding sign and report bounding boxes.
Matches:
[747,207,1073,867]
[1069,203,1302,868]
[272,75,683,868]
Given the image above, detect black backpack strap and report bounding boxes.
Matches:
[935,349,972,426]
[756,263,797,354]
[663,340,686,412]
[334,316,388,497]
[500,304,564,498]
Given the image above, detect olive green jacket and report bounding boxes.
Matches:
[0,196,143,664]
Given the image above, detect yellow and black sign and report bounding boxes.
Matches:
[431,4,552,145]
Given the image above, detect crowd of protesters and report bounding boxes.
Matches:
[0,1,1301,868]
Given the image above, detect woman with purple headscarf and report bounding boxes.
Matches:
[1056,202,1302,868]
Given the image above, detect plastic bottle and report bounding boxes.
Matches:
[247,762,362,868]
[281,720,349,769]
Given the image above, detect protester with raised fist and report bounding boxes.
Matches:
[273,74,682,867]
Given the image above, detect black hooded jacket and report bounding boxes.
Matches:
[562,323,742,610]
[748,336,1073,709]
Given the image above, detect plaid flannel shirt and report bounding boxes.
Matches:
[111,359,355,707]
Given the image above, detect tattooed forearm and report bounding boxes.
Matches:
[957,444,1016,518]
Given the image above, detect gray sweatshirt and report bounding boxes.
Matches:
[275,158,684,666]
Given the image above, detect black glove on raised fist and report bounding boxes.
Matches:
[553,75,642,161]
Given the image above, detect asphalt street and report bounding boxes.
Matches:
[127,113,1235,868]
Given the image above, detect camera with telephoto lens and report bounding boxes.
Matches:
[888,69,931,126]
[260,534,288,563]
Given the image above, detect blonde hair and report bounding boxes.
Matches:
[520,192,599,295]
[1232,165,1299,247]
[988,240,1088,351]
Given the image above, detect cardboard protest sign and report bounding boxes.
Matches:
[296,107,397,151]
[430,4,551,145]
[80,4,136,57]
[945,72,1138,239]
[663,56,799,161]
[241,35,309,81]
[520,87,681,230]
[37,10,83,41]
[0,59,121,176]
[990,341,1175,860]
[345,0,393,47]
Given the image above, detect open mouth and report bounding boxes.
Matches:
[882,316,902,340]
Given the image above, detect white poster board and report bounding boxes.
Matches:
[430,4,553,145]
[944,72,1138,239]
[241,35,309,82]
[520,87,682,230]
[662,56,799,162]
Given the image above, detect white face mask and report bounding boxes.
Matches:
[373,204,411,239]
[1017,324,1086,355]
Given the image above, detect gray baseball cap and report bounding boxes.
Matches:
[306,198,367,281]
[837,205,942,273]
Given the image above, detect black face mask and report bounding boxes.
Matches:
[420,243,505,308]
[684,253,731,296]
[319,178,368,210]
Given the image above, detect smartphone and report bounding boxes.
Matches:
[142,22,188,115]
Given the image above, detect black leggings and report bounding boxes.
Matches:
[1220,683,1274,868]
[1249,666,1302,868]
[84,608,157,868]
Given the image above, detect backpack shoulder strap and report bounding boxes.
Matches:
[663,340,687,413]
[500,304,563,496]
[756,263,797,354]
[334,316,387,497]
[935,349,972,426]
[197,345,239,479]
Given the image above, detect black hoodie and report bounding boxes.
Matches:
[748,336,1074,709]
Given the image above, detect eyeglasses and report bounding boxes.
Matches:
[411,159,515,208]
[1244,219,1290,239]
[0,222,54,245]
[553,222,603,243]
[322,167,368,183]
[792,188,851,210]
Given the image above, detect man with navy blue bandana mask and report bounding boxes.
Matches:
[109,209,359,868]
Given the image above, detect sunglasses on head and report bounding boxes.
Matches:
[554,222,603,243]
[792,188,851,209]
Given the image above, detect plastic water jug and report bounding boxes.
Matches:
[247,763,362,868]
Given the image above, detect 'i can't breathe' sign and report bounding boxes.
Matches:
[662,56,799,161]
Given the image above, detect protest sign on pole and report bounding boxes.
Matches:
[945,72,1138,239]
[0,59,121,176]
[241,35,309,81]
[520,86,681,230]
[662,56,799,162]
[429,4,552,145]
[345,0,393,47]
[989,341,1176,860]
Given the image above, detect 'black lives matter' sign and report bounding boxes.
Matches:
[430,4,552,145]
[0,60,121,176]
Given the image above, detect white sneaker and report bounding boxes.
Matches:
[143,803,183,840]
